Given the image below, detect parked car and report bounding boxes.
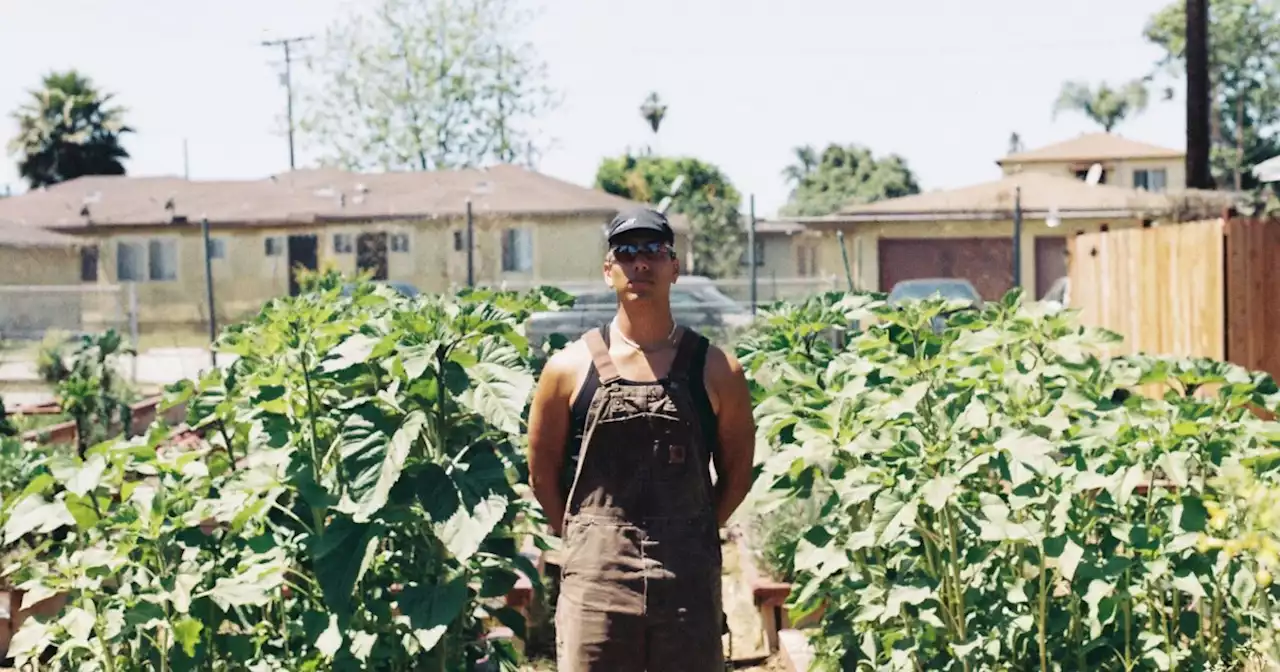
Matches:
[525,276,754,348]
[887,278,983,333]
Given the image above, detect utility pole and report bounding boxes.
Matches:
[200,217,218,368]
[1185,0,1212,189]
[1012,187,1023,289]
[747,194,757,314]
[261,35,313,171]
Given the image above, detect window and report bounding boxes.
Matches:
[207,238,227,259]
[333,233,354,254]
[739,238,765,267]
[1074,168,1107,184]
[390,232,410,253]
[117,239,177,281]
[80,245,99,282]
[453,230,465,251]
[501,228,533,272]
[148,239,178,281]
[264,236,283,257]
[117,241,145,281]
[1133,169,1168,192]
[797,246,809,276]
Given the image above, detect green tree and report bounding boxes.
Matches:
[1145,0,1280,190]
[297,0,559,171]
[779,143,920,217]
[1051,79,1150,132]
[595,154,745,280]
[7,70,133,189]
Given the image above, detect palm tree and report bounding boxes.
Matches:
[1052,79,1150,132]
[782,145,819,186]
[639,92,667,134]
[8,70,134,189]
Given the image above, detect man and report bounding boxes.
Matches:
[526,206,756,671]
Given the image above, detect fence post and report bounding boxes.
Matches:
[128,283,139,384]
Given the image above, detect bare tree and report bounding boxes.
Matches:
[296,0,558,172]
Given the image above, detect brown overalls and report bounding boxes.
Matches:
[555,325,725,671]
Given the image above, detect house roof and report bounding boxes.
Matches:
[831,172,1176,219]
[0,164,678,232]
[997,132,1184,165]
[0,218,81,248]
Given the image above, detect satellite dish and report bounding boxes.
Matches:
[1084,163,1103,186]
[1047,205,1061,228]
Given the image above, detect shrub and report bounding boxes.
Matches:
[1,278,574,670]
[746,289,1280,671]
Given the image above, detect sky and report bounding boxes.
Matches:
[0,0,1185,219]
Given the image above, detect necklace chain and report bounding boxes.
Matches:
[612,318,678,352]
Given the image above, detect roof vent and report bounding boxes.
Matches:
[471,181,493,195]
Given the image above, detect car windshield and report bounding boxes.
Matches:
[889,280,979,302]
[673,285,746,311]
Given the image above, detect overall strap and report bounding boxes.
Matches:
[668,327,702,382]
[582,327,620,385]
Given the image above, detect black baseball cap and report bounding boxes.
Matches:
[606,207,674,244]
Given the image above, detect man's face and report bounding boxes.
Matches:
[603,231,679,301]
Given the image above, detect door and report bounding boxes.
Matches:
[878,237,1015,302]
[357,232,389,281]
[287,234,319,297]
[1034,236,1068,300]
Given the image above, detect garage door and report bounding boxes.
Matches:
[878,238,1015,302]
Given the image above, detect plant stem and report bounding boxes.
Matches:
[1038,550,1050,672]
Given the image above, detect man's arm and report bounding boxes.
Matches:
[526,348,575,537]
[705,344,756,528]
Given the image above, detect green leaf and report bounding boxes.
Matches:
[400,575,469,652]
[921,475,958,511]
[3,495,75,544]
[316,614,343,658]
[173,617,204,658]
[362,409,425,522]
[459,359,534,435]
[435,494,508,562]
[320,333,381,373]
[1178,497,1209,533]
[415,463,462,523]
[313,515,382,620]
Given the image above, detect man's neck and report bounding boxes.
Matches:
[613,303,675,349]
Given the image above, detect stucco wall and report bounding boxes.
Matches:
[68,213,660,328]
[1002,157,1185,192]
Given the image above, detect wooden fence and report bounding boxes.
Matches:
[1068,217,1280,380]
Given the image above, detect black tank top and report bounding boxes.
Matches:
[568,324,719,456]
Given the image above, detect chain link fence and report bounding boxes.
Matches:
[0,283,138,344]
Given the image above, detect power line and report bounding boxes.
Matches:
[261,35,313,171]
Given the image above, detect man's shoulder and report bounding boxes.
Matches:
[693,336,744,380]
[540,333,597,385]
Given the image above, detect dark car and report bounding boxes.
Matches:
[524,276,754,349]
[887,278,983,333]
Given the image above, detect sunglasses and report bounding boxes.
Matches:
[609,241,673,262]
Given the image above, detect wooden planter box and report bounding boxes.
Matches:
[729,527,826,656]
[0,588,69,663]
